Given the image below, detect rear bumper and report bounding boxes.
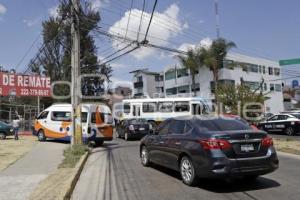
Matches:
[194,148,279,178]
[128,130,148,139]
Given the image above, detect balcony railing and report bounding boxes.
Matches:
[134,81,143,88]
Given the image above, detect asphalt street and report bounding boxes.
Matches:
[72,139,300,200]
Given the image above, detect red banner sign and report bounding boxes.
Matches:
[0,72,51,97]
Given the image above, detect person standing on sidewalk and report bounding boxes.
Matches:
[12,120,19,140]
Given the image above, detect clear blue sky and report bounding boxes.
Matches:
[0,0,300,82]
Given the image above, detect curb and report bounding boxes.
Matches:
[63,151,89,200]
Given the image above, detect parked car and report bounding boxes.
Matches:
[116,118,152,140]
[257,113,300,136]
[0,121,14,140]
[140,116,278,186]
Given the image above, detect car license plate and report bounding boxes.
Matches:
[139,127,145,131]
[241,144,254,152]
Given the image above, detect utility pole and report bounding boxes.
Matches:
[214,0,220,38]
[71,0,81,146]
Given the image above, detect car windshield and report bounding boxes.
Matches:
[197,118,252,132]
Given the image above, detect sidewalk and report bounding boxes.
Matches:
[0,141,67,200]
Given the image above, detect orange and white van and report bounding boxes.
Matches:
[33,103,113,144]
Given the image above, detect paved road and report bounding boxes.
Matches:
[0,140,67,200]
[72,139,300,200]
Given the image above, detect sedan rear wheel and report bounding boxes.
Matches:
[140,146,150,166]
[180,156,197,186]
[284,127,294,136]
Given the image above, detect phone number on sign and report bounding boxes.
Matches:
[20,89,50,96]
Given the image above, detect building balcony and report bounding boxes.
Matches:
[134,81,143,88]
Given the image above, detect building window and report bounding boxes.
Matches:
[191,83,200,92]
[142,102,157,113]
[275,84,282,92]
[166,87,177,95]
[268,67,273,75]
[210,82,215,93]
[223,59,234,69]
[177,68,189,78]
[259,65,262,73]
[244,81,260,90]
[165,70,176,80]
[177,85,190,93]
[274,68,280,76]
[136,88,143,94]
[262,66,266,74]
[270,83,275,91]
[137,76,143,82]
[158,102,173,112]
[248,64,259,73]
[219,79,235,86]
[264,83,267,91]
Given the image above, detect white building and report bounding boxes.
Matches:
[131,53,284,114]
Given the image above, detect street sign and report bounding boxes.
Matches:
[279,58,300,66]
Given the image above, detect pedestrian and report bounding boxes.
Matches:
[12,120,19,140]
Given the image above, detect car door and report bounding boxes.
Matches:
[273,115,289,131]
[263,115,279,132]
[161,120,189,171]
[147,120,171,165]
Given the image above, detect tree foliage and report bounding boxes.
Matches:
[177,48,201,96]
[216,83,268,120]
[28,1,112,81]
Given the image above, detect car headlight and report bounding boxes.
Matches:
[10,129,14,132]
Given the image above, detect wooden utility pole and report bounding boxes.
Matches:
[71,0,82,145]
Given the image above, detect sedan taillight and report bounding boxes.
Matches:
[199,139,232,150]
[261,136,273,147]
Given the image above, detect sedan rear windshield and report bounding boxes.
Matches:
[130,119,147,124]
[197,118,252,132]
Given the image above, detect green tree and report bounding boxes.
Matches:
[199,38,236,108]
[216,81,268,121]
[177,48,202,96]
[28,0,112,102]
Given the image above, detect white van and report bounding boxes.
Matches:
[33,103,113,145]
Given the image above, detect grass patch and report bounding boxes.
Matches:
[274,138,300,155]
[59,145,89,168]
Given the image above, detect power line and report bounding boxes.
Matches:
[15,34,41,72]
[124,0,134,40]
[136,0,146,41]
[143,0,158,42]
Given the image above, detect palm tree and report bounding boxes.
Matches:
[177,48,201,96]
[199,38,236,110]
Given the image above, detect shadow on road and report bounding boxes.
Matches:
[149,163,280,193]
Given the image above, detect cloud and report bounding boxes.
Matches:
[23,17,41,27]
[0,3,6,15]
[108,3,188,60]
[48,5,59,18]
[110,63,126,69]
[90,0,109,11]
[178,37,212,52]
